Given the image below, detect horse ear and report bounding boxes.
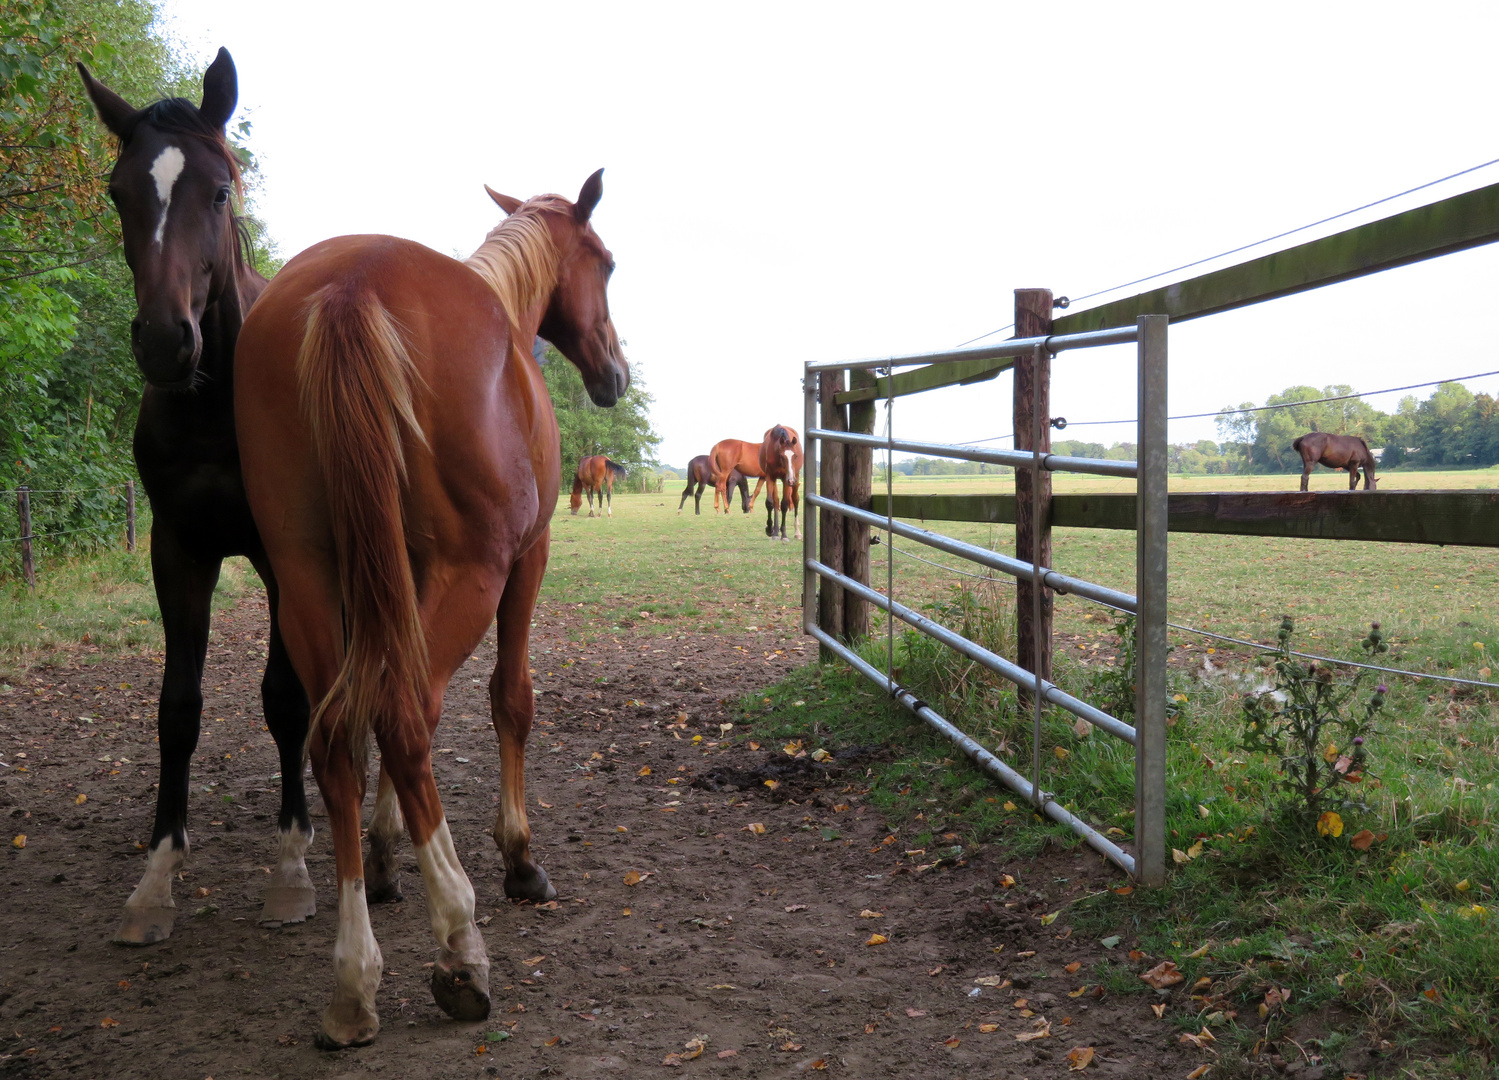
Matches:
[574,168,604,223]
[77,63,140,140]
[485,186,524,216]
[198,47,238,131]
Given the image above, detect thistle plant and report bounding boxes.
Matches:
[1239,617,1389,818]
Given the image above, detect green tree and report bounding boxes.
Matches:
[540,345,661,476]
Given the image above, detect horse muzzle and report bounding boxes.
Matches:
[131,315,202,388]
[586,361,630,408]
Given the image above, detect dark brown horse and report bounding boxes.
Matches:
[235,172,626,1048]
[679,453,747,514]
[1293,432,1377,491]
[709,438,766,515]
[570,454,627,516]
[757,424,804,541]
[77,50,316,944]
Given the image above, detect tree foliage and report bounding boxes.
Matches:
[539,344,661,478]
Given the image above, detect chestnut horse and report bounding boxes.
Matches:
[570,454,627,516]
[709,438,766,514]
[757,424,804,540]
[235,173,627,1048]
[77,50,317,944]
[1293,432,1377,491]
[679,454,748,514]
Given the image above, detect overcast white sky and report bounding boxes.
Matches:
[159,0,1499,467]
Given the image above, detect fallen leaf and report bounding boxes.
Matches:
[1172,848,1190,864]
[1192,976,1212,991]
[74,794,87,805]
[1150,1003,1166,1018]
[905,1008,927,1018]
[1068,986,1089,998]
[638,766,652,776]
[1013,998,1030,1009]
[100,1017,120,1028]
[780,1041,802,1051]
[662,1052,682,1067]
[1187,941,1212,959]
[1317,811,1344,838]
[1139,960,1185,989]
[682,1037,707,1060]
[864,1023,877,1034]
[943,1037,960,1048]
[622,871,643,886]
[717,1049,738,1059]
[745,822,766,835]
[1067,1045,1096,1070]
[927,966,944,976]
[523,955,545,966]
[1179,1027,1216,1049]
[1054,746,1070,761]
[1002,802,1017,812]
[1040,911,1060,926]
[1016,1020,1052,1042]
[1100,935,1121,949]
[1127,949,1147,961]
[972,975,1008,987]
[866,933,888,946]
[1111,885,1134,896]
[784,904,807,913]
[616,825,629,833]
[1423,985,1442,1002]
[979,1023,999,1032]
[1187,1066,1212,1080]
[1065,962,1082,974]
[1349,828,1376,851]
[811,748,833,762]
[810,1060,829,1071]
[544,1035,561,1047]
[860,909,883,918]
[12,835,24,849]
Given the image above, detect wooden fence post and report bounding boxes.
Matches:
[843,369,876,640]
[17,486,36,591]
[817,370,846,659]
[125,480,136,553]
[1014,288,1054,686]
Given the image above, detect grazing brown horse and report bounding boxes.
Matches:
[235,172,627,1048]
[1293,432,1377,491]
[76,50,317,944]
[570,454,627,516]
[679,454,748,514]
[709,438,766,514]
[757,424,804,540]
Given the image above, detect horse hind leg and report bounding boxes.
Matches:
[363,765,405,904]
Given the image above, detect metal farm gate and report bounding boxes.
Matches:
[801,316,1170,887]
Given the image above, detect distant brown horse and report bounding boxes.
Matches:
[679,454,747,514]
[756,424,804,541]
[571,455,627,516]
[235,172,627,1048]
[1293,433,1377,491]
[709,438,766,515]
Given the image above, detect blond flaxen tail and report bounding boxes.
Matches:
[297,280,429,761]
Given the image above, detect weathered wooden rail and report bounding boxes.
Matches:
[873,490,1499,547]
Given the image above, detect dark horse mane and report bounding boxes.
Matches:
[129,97,257,275]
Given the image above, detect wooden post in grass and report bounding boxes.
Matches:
[125,480,136,553]
[17,486,35,590]
[844,368,876,640]
[818,370,846,658]
[1014,288,1053,689]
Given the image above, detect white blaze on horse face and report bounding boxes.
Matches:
[149,145,187,247]
[415,818,477,948]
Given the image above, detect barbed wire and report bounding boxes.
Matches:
[0,524,120,546]
[0,484,127,496]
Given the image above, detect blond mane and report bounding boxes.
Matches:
[463,194,570,332]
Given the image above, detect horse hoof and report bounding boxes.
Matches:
[258,885,317,927]
[114,905,174,945]
[364,877,404,905]
[503,865,557,902]
[431,962,491,1021]
[314,1017,379,1051]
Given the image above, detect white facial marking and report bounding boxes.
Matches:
[416,819,476,948]
[124,835,187,911]
[149,145,187,247]
[333,878,382,1012]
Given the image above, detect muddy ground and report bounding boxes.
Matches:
[0,592,1215,1080]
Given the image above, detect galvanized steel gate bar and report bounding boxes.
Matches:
[801,315,1169,886]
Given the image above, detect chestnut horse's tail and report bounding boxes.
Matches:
[297,281,429,761]
[570,475,585,513]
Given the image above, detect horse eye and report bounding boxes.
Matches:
[213,187,231,208]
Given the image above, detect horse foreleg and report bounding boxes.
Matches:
[790,481,801,540]
[489,538,556,903]
[364,765,405,904]
[253,565,318,927]
[764,479,779,539]
[116,529,217,945]
[1348,467,1359,491]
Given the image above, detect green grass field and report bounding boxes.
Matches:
[1,471,1497,1071]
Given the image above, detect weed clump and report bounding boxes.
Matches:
[1238,617,1388,820]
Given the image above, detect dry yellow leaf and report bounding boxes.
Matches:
[979,1023,999,1033]
[12,835,26,849]
[1139,960,1184,989]
[1040,911,1060,926]
[637,766,651,776]
[1015,1020,1052,1042]
[1172,848,1190,864]
[1187,941,1212,958]
[745,822,766,835]
[1067,1045,1095,1071]
[1054,746,1070,761]
[682,1037,706,1060]
[100,1017,119,1028]
[865,933,888,946]
[1316,811,1344,838]
[622,871,642,886]
[1150,1003,1166,1018]
[1003,802,1017,812]
[544,1035,560,1047]
[999,873,1017,887]
[1065,961,1082,974]
[1456,879,1471,893]
[74,794,87,805]
[859,909,883,918]
[1186,1066,1212,1080]
[973,975,1008,987]
[943,1037,960,1048]
[1323,742,1339,764]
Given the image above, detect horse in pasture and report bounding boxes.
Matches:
[679,454,748,514]
[571,454,627,516]
[77,49,317,945]
[708,438,766,514]
[235,172,627,1048]
[757,424,804,540]
[1292,432,1377,491]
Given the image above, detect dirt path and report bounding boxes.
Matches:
[0,594,1202,1079]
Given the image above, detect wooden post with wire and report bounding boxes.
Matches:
[125,480,136,553]
[843,368,877,640]
[1014,288,1054,689]
[17,486,36,591]
[817,370,846,658]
